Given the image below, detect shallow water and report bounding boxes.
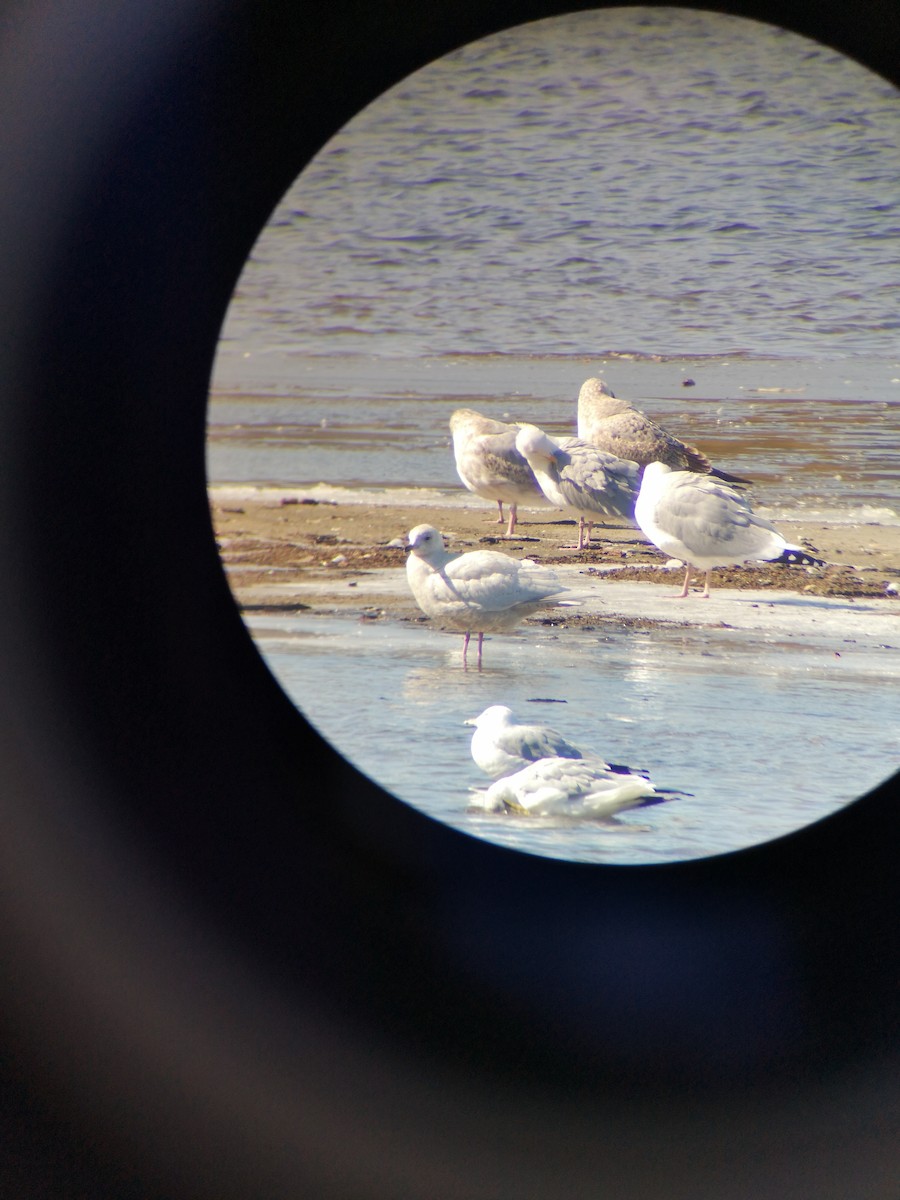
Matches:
[248,609,899,865]
[208,351,900,520]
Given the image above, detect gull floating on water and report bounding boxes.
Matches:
[464,703,645,780]
[405,524,566,663]
[465,704,585,778]
[634,460,811,597]
[465,705,690,816]
[473,756,657,819]
[515,423,640,550]
[577,377,750,484]
[450,408,547,537]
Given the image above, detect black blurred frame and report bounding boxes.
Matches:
[0,1,897,1197]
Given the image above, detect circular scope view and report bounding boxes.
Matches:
[207,7,900,864]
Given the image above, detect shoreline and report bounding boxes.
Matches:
[212,482,900,865]
[210,485,900,620]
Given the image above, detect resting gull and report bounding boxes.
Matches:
[634,460,811,598]
[450,408,547,537]
[405,524,566,663]
[473,756,657,819]
[464,703,646,780]
[515,423,640,550]
[577,377,750,484]
[465,704,584,778]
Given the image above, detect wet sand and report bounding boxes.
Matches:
[210,485,900,619]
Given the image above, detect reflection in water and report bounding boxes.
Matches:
[399,651,553,703]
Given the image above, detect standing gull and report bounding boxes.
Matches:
[474,757,657,819]
[405,524,566,663]
[450,408,547,537]
[464,704,642,780]
[515,423,639,550]
[577,377,750,484]
[634,460,800,598]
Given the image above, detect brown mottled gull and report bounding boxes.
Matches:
[577,377,749,484]
[450,408,547,537]
[514,423,639,551]
[405,524,566,663]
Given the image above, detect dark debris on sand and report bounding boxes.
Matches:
[581,562,891,598]
[216,525,897,600]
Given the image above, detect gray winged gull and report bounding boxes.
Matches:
[473,756,657,819]
[464,704,646,780]
[514,423,639,551]
[405,524,566,663]
[450,408,547,537]
[464,704,584,778]
[577,377,750,484]
[635,460,805,597]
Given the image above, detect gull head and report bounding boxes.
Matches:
[578,377,617,402]
[640,460,674,488]
[514,423,558,466]
[448,408,481,433]
[464,704,515,730]
[406,524,445,559]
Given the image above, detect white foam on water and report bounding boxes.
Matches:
[761,504,900,528]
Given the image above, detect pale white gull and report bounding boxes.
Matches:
[464,704,647,780]
[464,704,585,779]
[473,756,657,819]
[405,524,566,663]
[515,423,640,550]
[450,408,547,537]
[577,377,750,484]
[634,460,809,598]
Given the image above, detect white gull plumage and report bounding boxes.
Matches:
[450,408,547,537]
[577,377,749,484]
[464,704,585,779]
[405,524,566,662]
[473,756,657,819]
[634,460,795,597]
[515,423,640,550]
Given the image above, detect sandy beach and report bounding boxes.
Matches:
[211,486,900,621]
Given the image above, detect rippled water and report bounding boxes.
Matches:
[217,7,900,360]
[208,352,900,520]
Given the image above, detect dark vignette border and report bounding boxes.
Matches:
[0,1,897,1197]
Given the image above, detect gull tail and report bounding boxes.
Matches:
[606,761,650,779]
[709,466,753,485]
[635,786,693,806]
[772,544,827,567]
[606,764,693,798]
